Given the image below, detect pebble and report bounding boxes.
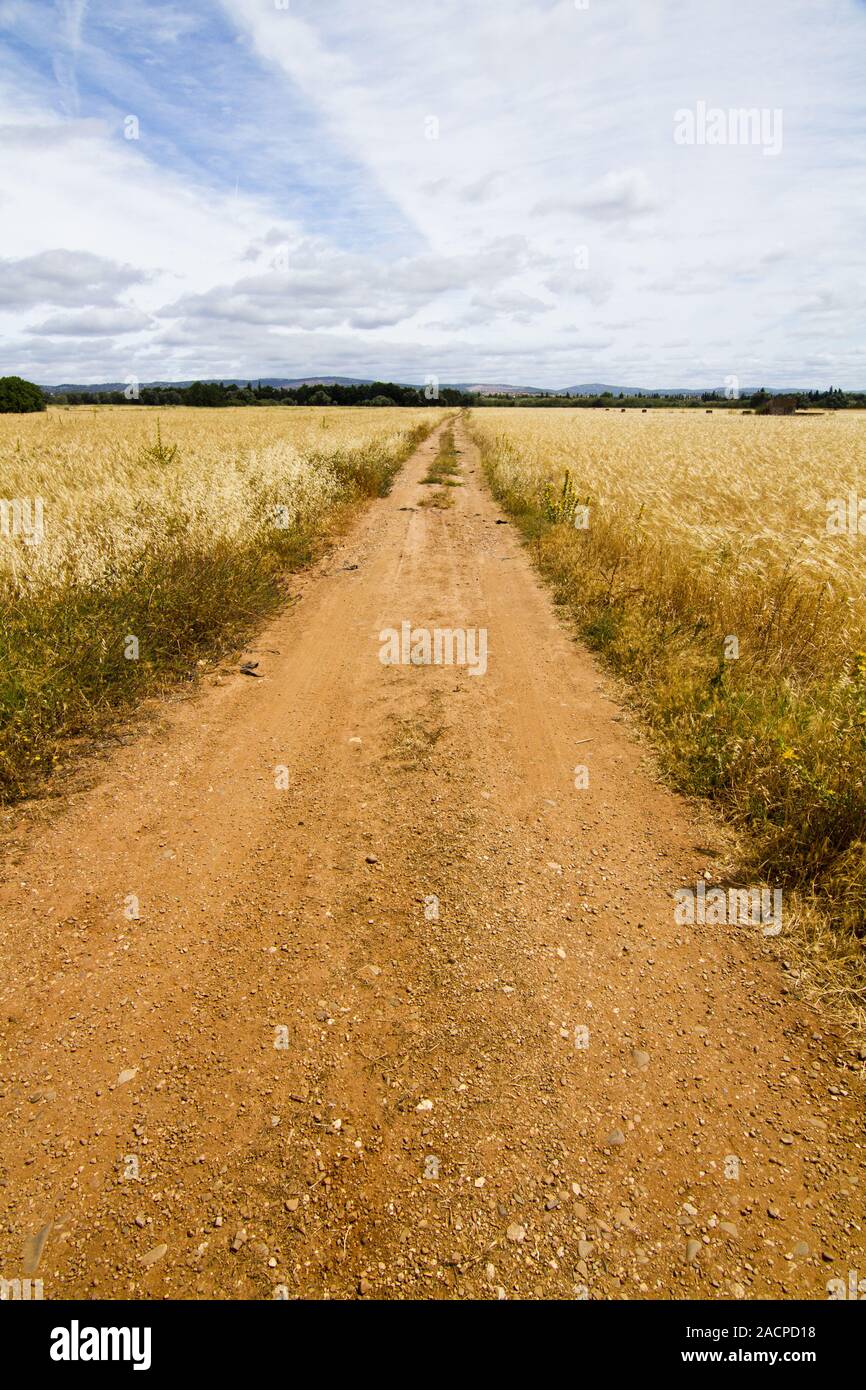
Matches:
[507,1223,527,1244]
[139,1244,167,1268]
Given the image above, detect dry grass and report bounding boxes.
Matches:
[472,406,866,1025]
[419,425,461,508]
[0,405,441,801]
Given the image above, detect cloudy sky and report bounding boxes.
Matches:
[0,0,864,388]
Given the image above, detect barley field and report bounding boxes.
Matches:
[0,406,439,800]
[472,407,866,983]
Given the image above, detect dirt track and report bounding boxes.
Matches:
[0,418,863,1301]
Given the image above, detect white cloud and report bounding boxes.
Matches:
[533,170,657,222]
[30,305,153,336]
[0,0,864,386]
[0,250,147,309]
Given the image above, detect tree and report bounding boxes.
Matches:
[0,375,46,412]
[308,389,332,405]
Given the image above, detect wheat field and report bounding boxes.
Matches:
[471,407,866,609]
[471,407,866,991]
[0,406,436,595]
[0,406,439,799]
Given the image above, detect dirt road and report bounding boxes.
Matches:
[0,418,863,1301]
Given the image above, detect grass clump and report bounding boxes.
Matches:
[421,427,462,487]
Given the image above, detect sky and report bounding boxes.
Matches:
[0,0,864,389]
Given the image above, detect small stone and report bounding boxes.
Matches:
[285,1199,300,1213]
[139,1243,167,1268]
[365,854,379,864]
[578,1239,593,1259]
[416,1099,433,1112]
[632,1050,651,1070]
[719,1221,739,1239]
[605,1128,626,1147]
[686,1239,702,1264]
[792,1241,810,1258]
[22,1223,52,1275]
[507,1223,527,1244]
[358,1276,372,1296]
[117,1068,138,1087]
[231,1228,248,1252]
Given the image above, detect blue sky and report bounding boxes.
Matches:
[0,0,865,387]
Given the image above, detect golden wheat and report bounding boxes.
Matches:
[471,406,866,613]
[0,405,437,595]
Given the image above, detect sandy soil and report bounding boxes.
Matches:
[0,418,863,1301]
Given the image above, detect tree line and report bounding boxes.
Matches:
[3,374,865,413]
[46,380,474,408]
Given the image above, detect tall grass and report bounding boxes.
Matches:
[471,409,866,980]
[0,406,439,801]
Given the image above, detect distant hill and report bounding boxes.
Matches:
[41,376,379,395]
[455,383,809,397]
[40,375,815,398]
